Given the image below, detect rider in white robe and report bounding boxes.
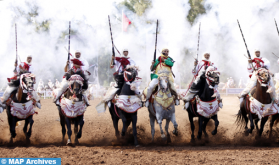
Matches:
[238,49,276,104]
[53,50,90,106]
[182,53,222,109]
[0,55,41,110]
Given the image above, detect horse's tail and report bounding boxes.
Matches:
[235,109,246,128]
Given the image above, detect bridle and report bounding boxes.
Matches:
[68,75,84,98]
[256,68,270,87]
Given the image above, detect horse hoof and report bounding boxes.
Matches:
[161,134,166,139]
[66,139,72,146]
[211,130,217,135]
[26,138,31,144]
[135,144,140,147]
[190,138,195,143]
[244,130,249,136]
[173,129,178,136]
[197,135,201,140]
[121,132,125,137]
[77,133,82,139]
[75,139,79,145]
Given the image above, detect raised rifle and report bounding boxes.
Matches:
[153,20,158,63]
[237,20,254,70]
[14,24,18,73]
[275,18,279,36]
[108,15,115,66]
[67,21,71,71]
[194,23,201,71]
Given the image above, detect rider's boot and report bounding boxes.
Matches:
[53,78,68,106]
[0,85,18,109]
[238,72,257,106]
[170,81,180,105]
[145,78,158,107]
[30,91,42,109]
[82,91,90,106]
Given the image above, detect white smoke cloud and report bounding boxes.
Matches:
[1,0,279,89]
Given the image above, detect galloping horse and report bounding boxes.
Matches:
[6,73,40,143]
[108,66,142,146]
[236,68,278,138]
[185,66,221,142]
[55,71,88,145]
[145,70,178,143]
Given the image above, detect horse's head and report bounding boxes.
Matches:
[257,68,270,84]
[159,76,169,93]
[68,74,84,100]
[205,66,220,87]
[20,73,36,92]
[124,65,139,83]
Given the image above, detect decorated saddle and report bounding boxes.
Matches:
[10,100,36,119]
[60,98,87,118]
[248,96,278,119]
[196,97,219,118]
[115,95,141,113]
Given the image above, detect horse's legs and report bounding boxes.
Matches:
[269,114,279,139]
[202,118,210,138]
[156,114,165,139]
[211,115,219,135]
[76,115,84,141]
[197,116,204,139]
[59,110,66,144]
[74,118,79,144]
[188,113,195,142]
[131,113,139,146]
[248,112,255,134]
[149,113,156,142]
[165,119,171,144]
[112,116,120,139]
[25,116,34,144]
[65,117,72,145]
[255,119,259,129]
[120,112,127,137]
[170,113,178,136]
[26,116,34,138]
[9,116,17,143]
[258,117,269,138]
[23,119,28,135]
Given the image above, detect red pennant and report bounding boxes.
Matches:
[122,13,131,32]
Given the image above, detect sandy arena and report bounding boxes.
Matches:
[0,96,279,164]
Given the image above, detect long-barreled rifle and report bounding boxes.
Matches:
[67,21,71,71]
[153,20,158,62]
[14,24,18,73]
[275,18,279,36]
[108,15,115,66]
[237,20,254,71]
[194,22,201,71]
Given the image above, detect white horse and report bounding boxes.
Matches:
[146,76,178,143]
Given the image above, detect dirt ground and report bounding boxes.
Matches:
[0,96,279,164]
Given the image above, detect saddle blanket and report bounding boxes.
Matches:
[197,98,219,118]
[60,98,87,118]
[115,95,141,113]
[10,101,36,119]
[249,97,278,119]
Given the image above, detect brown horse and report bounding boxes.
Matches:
[6,74,38,144]
[236,69,274,138]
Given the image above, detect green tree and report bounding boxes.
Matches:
[187,0,206,25]
[119,0,151,16]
